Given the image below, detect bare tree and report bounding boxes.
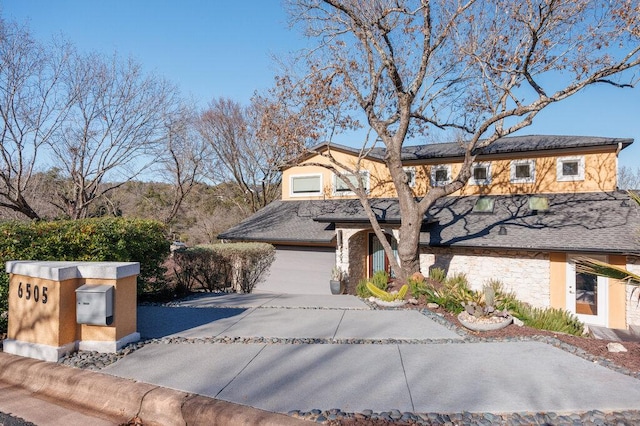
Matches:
[0,19,72,219]
[153,102,207,224]
[619,166,640,190]
[274,0,640,280]
[198,97,285,215]
[49,52,177,219]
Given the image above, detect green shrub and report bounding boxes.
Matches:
[0,218,170,333]
[356,271,389,299]
[428,267,447,283]
[356,278,371,298]
[172,243,275,294]
[370,270,389,291]
[511,301,584,336]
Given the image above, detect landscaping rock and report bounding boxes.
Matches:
[513,317,524,327]
[426,302,440,309]
[607,342,628,353]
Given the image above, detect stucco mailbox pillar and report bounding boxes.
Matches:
[3,261,140,362]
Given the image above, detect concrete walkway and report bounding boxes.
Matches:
[100,293,640,415]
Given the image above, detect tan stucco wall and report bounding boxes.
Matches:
[608,255,628,329]
[8,271,138,347]
[78,275,137,342]
[549,252,566,309]
[8,275,77,347]
[282,148,619,200]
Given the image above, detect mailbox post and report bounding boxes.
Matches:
[3,261,140,362]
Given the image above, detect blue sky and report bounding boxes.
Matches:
[2,0,639,170]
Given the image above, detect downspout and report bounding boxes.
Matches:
[615,142,622,190]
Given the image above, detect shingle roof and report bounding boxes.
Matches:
[217,200,337,244]
[306,135,632,163]
[425,192,640,253]
[219,192,640,254]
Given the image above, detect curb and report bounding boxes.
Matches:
[0,352,310,425]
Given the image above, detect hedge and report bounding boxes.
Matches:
[0,218,170,333]
[173,243,275,294]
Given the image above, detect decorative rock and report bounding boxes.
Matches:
[427,302,440,309]
[457,311,513,331]
[513,317,524,327]
[408,298,419,305]
[607,342,628,353]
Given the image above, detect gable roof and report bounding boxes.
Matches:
[285,135,632,168]
[219,191,640,255]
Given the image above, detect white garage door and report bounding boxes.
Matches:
[256,245,336,294]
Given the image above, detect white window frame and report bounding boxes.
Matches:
[333,171,370,196]
[403,167,416,188]
[510,159,536,184]
[430,165,451,187]
[289,173,323,197]
[556,155,585,182]
[469,162,492,186]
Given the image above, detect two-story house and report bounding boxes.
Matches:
[219,135,640,330]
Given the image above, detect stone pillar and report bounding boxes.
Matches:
[3,261,140,362]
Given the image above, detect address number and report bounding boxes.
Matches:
[17,282,48,304]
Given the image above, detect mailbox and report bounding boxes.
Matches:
[76,284,114,326]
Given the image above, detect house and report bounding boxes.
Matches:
[219,135,640,330]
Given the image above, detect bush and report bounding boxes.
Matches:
[511,301,584,336]
[428,267,447,283]
[172,243,275,294]
[356,271,389,298]
[0,218,170,333]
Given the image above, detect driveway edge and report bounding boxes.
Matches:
[0,352,310,425]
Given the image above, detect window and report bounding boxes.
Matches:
[472,197,495,213]
[529,196,549,211]
[403,167,416,188]
[557,156,585,182]
[510,159,536,184]
[430,165,451,187]
[290,174,322,197]
[333,171,369,195]
[469,162,491,186]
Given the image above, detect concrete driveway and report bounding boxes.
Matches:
[103,293,640,415]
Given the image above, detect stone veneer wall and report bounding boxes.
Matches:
[627,256,640,327]
[419,247,551,308]
[337,226,399,294]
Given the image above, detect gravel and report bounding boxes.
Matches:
[56,302,640,425]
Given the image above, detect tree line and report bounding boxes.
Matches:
[0,17,292,227]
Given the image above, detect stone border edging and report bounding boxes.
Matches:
[0,352,310,426]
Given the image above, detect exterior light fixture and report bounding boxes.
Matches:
[498,225,507,235]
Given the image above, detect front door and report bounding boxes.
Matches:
[369,233,398,278]
[566,257,608,326]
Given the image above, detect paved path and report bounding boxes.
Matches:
[102,293,640,416]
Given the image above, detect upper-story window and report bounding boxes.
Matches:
[510,159,536,184]
[290,174,323,197]
[469,162,491,186]
[556,156,585,182]
[333,171,369,196]
[430,165,451,187]
[403,167,416,188]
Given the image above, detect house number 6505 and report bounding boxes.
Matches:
[17,282,48,304]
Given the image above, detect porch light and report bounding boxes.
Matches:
[498,225,507,235]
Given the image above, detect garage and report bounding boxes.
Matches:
[255,245,336,294]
